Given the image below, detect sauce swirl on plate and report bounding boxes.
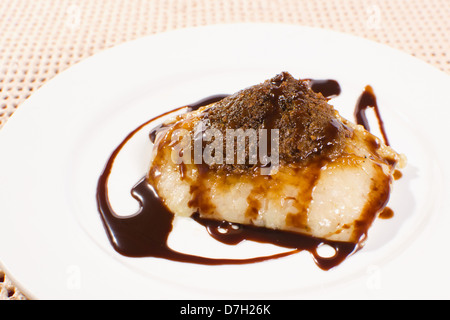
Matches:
[96,79,395,270]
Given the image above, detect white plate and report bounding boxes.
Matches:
[1,23,449,300]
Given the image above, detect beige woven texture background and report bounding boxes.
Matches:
[1,0,449,300]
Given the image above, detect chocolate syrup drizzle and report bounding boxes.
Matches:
[354,85,390,146]
[96,79,389,271]
[307,78,341,98]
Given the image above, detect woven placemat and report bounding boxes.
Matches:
[1,0,449,300]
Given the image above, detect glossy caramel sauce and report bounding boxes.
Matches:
[379,207,394,220]
[393,169,403,180]
[97,75,398,270]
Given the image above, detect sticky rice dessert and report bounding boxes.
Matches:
[147,72,405,244]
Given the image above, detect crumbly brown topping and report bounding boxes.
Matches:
[200,72,351,173]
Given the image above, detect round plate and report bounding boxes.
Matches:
[1,23,449,299]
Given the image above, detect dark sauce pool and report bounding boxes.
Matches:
[96,78,393,271]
